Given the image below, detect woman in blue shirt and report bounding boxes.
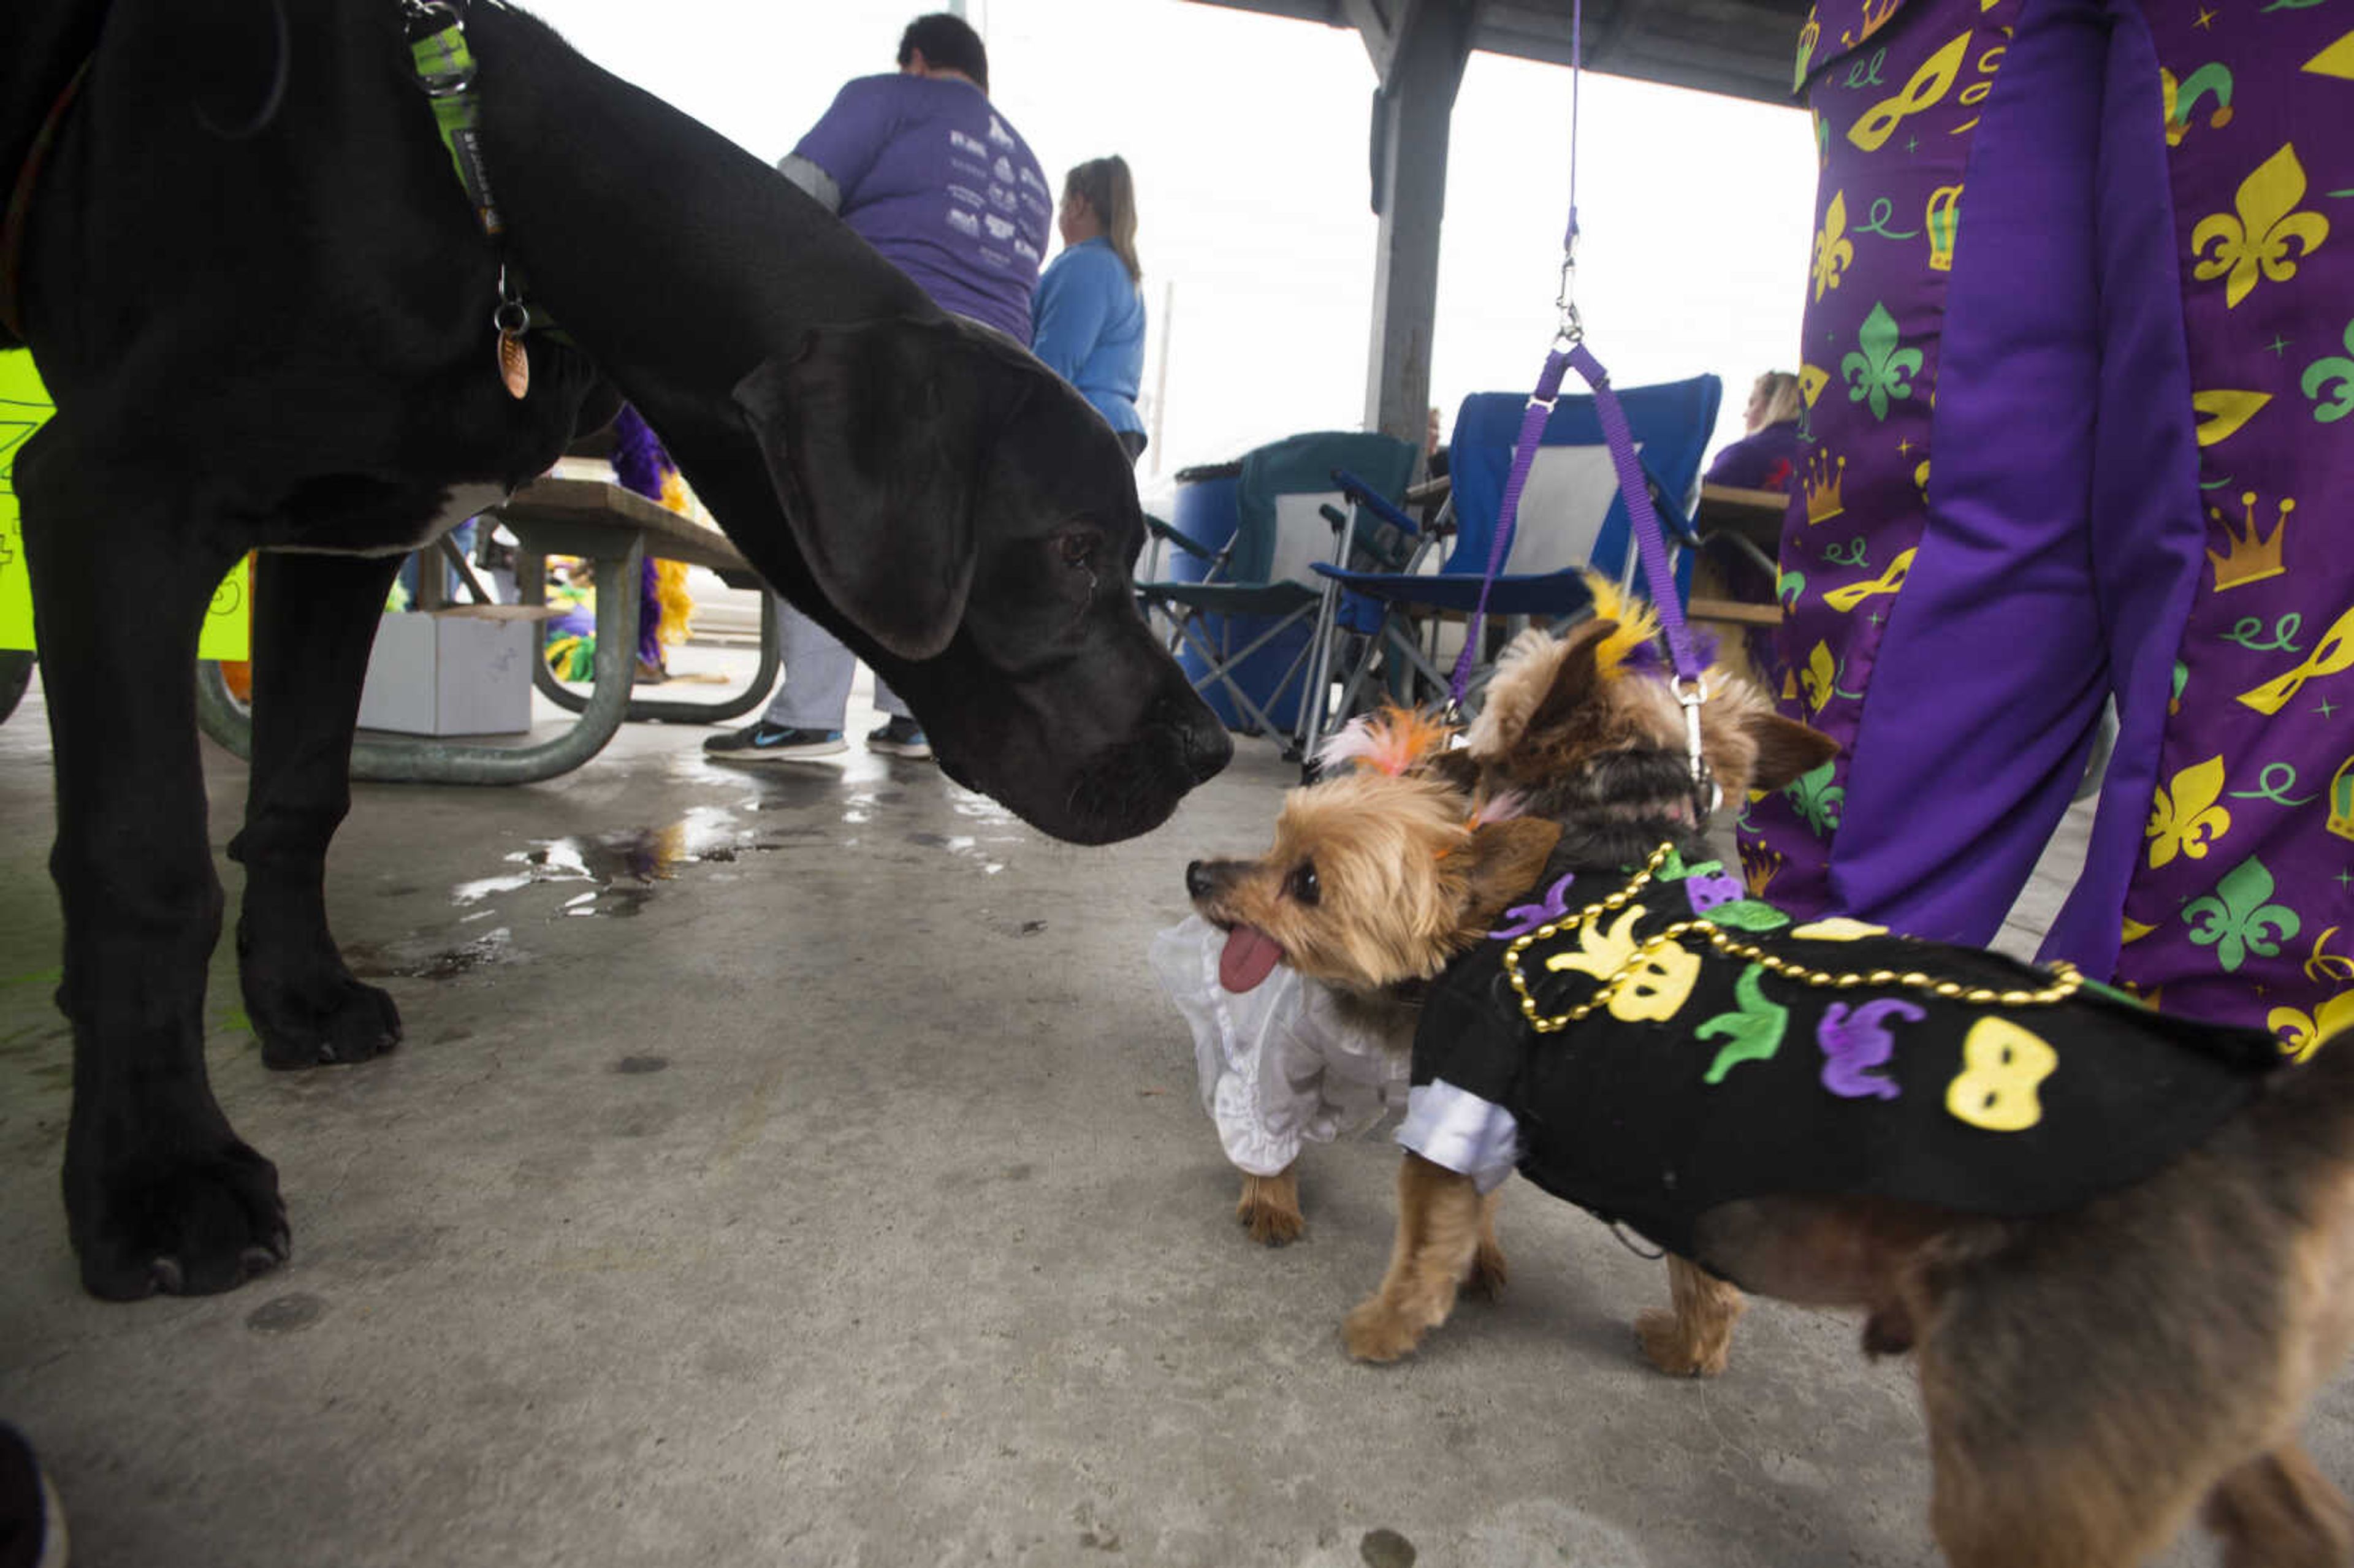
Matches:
[1030,156,1149,464]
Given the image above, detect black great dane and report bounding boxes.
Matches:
[2,0,1230,1300]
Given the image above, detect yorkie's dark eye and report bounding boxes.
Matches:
[1287,862,1320,906]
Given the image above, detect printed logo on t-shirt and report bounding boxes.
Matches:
[1014,237,1040,264]
[988,185,1017,213]
[947,182,985,209]
[951,129,988,159]
[983,212,1016,240]
[947,208,980,237]
[988,115,1016,149]
[992,156,1014,183]
[1018,165,1048,194]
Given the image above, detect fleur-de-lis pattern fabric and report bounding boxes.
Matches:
[1409,846,2282,1265]
[1742,0,2019,911]
[1742,0,2353,1043]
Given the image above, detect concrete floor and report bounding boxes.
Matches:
[0,647,2341,1568]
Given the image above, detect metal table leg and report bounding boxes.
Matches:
[198,537,644,785]
[522,556,779,726]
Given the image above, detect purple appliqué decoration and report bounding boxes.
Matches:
[1491,872,1577,938]
[1683,866,1744,914]
[1817,998,1922,1100]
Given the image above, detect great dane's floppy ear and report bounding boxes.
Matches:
[734,316,1032,661]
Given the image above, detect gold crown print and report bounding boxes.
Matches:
[1804,449,1847,526]
[2207,489,2291,592]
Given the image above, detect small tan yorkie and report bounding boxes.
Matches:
[1178,709,1559,1247]
[1206,579,2354,1567]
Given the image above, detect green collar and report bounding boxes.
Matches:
[403,1,572,348]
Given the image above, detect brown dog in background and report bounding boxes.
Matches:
[1310,598,2353,1568]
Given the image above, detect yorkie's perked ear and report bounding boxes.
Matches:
[1469,573,1842,798]
[1742,707,1840,793]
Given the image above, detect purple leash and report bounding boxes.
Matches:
[1442,0,1712,806]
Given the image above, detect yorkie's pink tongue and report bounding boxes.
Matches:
[1219,925,1284,993]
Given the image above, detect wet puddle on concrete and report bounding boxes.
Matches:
[452,807,746,917]
[346,926,517,981]
[446,781,1029,923]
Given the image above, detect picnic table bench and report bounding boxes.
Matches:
[194,476,779,785]
[1688,483,1788,630]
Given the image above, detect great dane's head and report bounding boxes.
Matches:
[733,314,1229,844]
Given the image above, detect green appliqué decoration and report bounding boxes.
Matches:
[1702,900,1794,933]
[1699,964,1789,1084]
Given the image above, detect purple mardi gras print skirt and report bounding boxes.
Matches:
[1741,0,2353,1046]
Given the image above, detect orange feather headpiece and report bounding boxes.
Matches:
[1314,705,1457,777]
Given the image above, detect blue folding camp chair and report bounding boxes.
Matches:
[1305,374,1721,753]
[1135,430,1419,756]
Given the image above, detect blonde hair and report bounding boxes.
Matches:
[1753,371,1802,428]
[1065,156,1141,283]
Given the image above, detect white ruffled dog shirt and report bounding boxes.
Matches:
[1149,915,1410,1178]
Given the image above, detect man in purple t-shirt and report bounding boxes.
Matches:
[707,13,1052,764]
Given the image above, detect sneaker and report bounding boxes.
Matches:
[0,1421,67,1568]
[866,715,933,760]
[703,723,845,760]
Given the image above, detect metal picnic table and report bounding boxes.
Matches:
[194,476,778,785]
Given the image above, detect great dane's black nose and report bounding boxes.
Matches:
[1185,861,1215,900]
[1153,692,1232,785]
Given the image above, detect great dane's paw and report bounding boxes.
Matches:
[68,1139,290,1301]
[250,972,402,1070]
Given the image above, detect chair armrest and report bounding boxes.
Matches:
[1143,512,1219,563]
[1639,467,1704,551]
[1328,468,1424,536]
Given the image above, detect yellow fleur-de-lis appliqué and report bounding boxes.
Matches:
[2147,755,2232,869]
[1813,190,1854,302]
[2191,144,2329,309]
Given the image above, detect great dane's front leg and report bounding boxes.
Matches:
[230,551,406,1068]
[19,441,288,1298]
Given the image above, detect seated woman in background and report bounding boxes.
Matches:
[1704,370,1802,491]
[1030,155,1149,465]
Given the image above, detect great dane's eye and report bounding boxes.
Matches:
[1287,862,1320,906]
[1057,529,1099,568]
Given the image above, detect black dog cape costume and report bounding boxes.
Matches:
[1408,843,2287,1262]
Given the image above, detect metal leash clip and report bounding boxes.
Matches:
[1553,230,1585,349]
[1674,674,1719,818]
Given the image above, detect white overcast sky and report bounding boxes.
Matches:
[526,0,1817,495]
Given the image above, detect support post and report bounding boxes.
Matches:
[1362,0,1476,447]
